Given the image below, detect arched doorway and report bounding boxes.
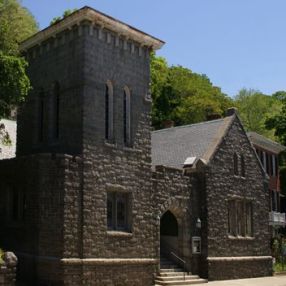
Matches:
[160,210,179,257]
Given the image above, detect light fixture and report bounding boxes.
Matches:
[196,218,201,229]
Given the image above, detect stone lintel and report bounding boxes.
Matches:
[106,183,128,192]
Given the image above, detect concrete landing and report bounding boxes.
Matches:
[207,276,286,286]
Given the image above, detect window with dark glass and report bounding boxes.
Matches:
[105,82,113,141]
[107,192,130,231]
[228,200,236,236]
[123,87,131,145]
[245,202,252,236]
[39,98,44,142]
[233,153,238,175]
[241,154,245,177]
[228,199,253,237]
[105,85,109,140]
[9,187,25,222]
[54,82,60,139]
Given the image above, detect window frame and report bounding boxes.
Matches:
[123,86,131,146]
[105,81,114,141]
[107,191,131,232]
[227,199,253,238]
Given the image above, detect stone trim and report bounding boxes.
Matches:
[207,256,272,262]
[21,6,164,51]
[61,258,158,265]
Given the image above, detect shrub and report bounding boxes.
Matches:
[0,248,4,265]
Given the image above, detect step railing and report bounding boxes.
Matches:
[170,251,186,280]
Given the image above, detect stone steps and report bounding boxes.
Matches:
[156,257,207,286]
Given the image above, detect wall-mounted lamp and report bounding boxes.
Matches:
[196,218,201,229]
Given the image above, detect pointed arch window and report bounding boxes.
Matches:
[123,86,131,145]
[105,81,114,141]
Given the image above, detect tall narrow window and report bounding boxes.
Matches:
[105,81,113,140]
[245,202,253,236]
[236,201,243,236]
[241,154,245,177]
[233,153,238,175]
[54,82,60,139]
[123,86,131,145]
[38,96,44,142]
[228,200,236,236]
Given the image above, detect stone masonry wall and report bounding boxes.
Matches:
[152,166,196,273]
[17,25,85,156]
[0,154,82,285]
[63,262,156,286]
[205,116,271,279]
[208,257,272,280]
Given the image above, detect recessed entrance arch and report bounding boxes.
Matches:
[160,210,179,257]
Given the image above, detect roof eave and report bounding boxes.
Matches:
[20,6,165,52]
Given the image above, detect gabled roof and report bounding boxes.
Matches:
[151,116,233,169]
[21,6,165,51]
[0,119,16,160]
[247,132,286,154]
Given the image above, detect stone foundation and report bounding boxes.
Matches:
[63,259,157,286]
[207,256,273,280]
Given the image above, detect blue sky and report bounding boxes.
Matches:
[22,0,286,97]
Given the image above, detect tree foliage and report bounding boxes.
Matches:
[265,91,286,145]
[234,88,282,139]
[0,0,38,55]
[0,0,37,145]
[0,52,31,117]
[0,0,37,121]
[151,54,233,129]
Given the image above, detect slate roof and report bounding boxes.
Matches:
[247,132,285,154]
[151,117,232,169]
[0,119,16,160]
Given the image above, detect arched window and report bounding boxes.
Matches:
[241,154,245,177]
[233,152,238,175]
[105,81,113,140]
[123,86,131,145]
[53,82,60,139]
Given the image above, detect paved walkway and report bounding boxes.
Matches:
[207,275,286,286]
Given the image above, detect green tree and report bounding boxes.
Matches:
[0,0,38,55]
[0,0,37,118]
[151,54,233,129]
[265,92,286,145]
[235,88,281,139]
[0,0,38,143]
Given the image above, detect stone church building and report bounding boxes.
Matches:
[0,6,272,286]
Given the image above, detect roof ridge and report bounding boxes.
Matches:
[152,118,225,134]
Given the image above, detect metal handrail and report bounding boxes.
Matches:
[170,251,186,280]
